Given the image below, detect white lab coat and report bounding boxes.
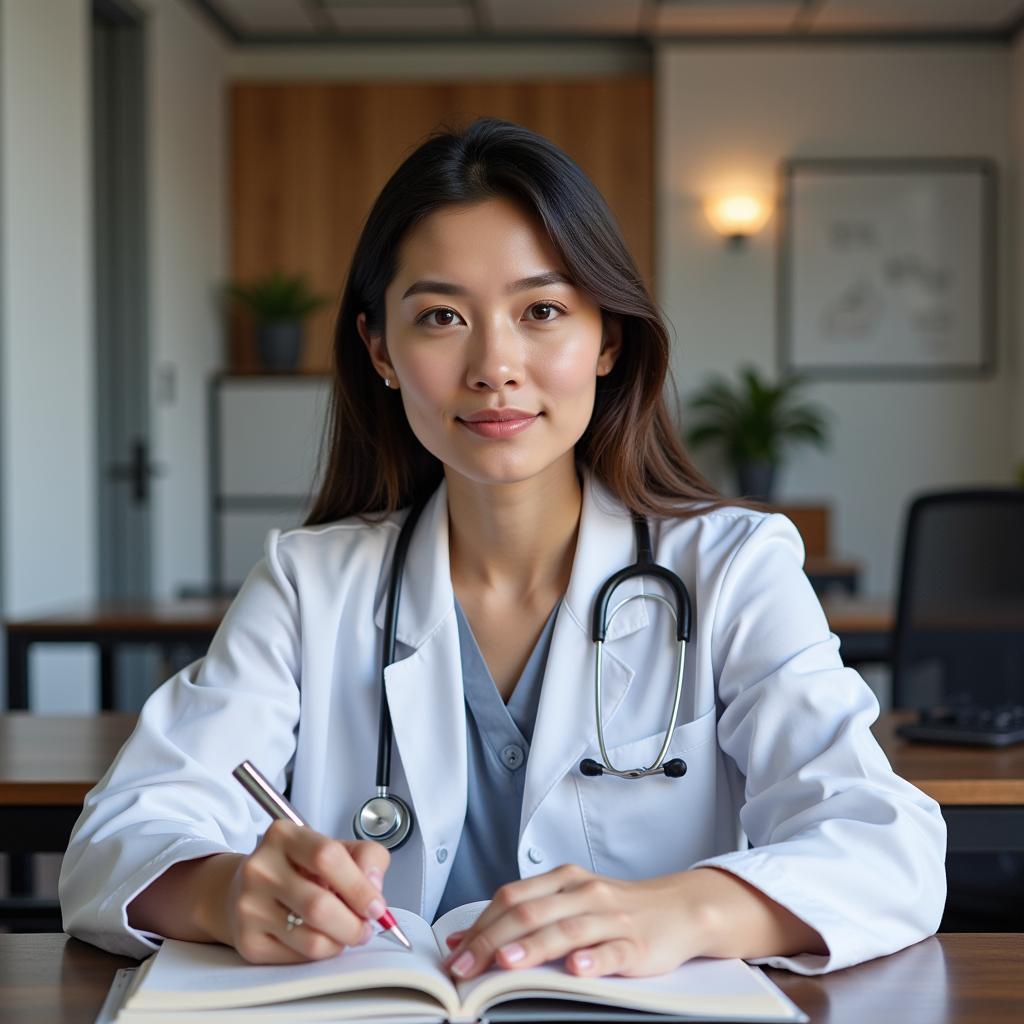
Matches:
[59,470,946,975]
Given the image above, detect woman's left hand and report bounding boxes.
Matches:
[441,864,720,980]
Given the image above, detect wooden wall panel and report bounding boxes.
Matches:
[229,79,653,372]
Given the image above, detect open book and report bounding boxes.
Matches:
[113,902,808,1023]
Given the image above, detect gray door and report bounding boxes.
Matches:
[93,0,156,707]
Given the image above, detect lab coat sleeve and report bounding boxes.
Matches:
[58,529,302,958]
[688,513,947,976]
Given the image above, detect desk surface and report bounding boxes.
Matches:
[2,710,1021,808]
[820,594,893,633]
[0,933,1020,1024]
[4,598,231,635]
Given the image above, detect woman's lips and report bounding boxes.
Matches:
[457,413,540,438]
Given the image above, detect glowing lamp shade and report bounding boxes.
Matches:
[703,193,772,245]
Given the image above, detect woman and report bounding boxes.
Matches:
[59,117,945,979]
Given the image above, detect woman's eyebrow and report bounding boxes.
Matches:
[401,270,573,300]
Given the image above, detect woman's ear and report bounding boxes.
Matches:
[597,314,623,377]
[357,311,396,386]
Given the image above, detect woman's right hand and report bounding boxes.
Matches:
[218,819,393,964]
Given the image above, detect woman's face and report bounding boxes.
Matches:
[358,196,621,488]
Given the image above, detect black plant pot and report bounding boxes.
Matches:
[256,320,304,372]
[736,460,777,502]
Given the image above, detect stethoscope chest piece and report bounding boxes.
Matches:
[353,792,414,850]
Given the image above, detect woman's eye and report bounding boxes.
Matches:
[417,308,464,328]
[526,303,564,322]
[416,303,564,327]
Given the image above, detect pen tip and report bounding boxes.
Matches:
[393,926,412,950]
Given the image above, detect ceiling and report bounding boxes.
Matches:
[189,0,1024,44]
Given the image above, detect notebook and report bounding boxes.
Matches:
[108,901,808,1023]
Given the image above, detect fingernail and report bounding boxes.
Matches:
[365,898,386,919]
[357,922,373,945]
[574,952,593,971]
[499,942,525,964]
[450,950,475,977]
[366,868,384,891]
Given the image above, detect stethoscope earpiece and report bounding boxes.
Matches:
[578,756,688,779]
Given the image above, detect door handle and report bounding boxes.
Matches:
[107,437,164,504]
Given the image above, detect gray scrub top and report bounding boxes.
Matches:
[433,594,561,920]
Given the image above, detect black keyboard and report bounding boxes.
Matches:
[896,704,1024,747]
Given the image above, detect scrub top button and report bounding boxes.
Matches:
[527,846,543,864]
[436,847,448,864]
[501,744,524,770]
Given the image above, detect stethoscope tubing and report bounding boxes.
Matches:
[357,492,695,849]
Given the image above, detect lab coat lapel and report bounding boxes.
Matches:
[520,471,650,835]
[373,480,467,915]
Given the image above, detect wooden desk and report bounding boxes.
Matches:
[4,599,229,710]
[5,594,891,711]
[1,709,1019,868]
[804,555,862,595]
[822,594,893,666]
[1,932,1020,1024]
[872,710,1024,855]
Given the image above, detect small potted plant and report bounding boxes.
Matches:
[685,365,830,502]
[224,270,330,372]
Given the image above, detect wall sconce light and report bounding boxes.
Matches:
[703,192,773,249]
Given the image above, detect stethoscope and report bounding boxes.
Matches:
[353,489,694,851]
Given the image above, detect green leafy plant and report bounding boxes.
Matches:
[686,365,830,498]
[224,270,329,323]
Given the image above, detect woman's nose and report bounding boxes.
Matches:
[464,318,524,391]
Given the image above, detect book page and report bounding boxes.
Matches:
[455,955,806,1023]
[430,900,490,957]
[429,902,803,1023]
[126,908,459,1016]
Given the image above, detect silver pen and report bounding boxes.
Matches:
[232,759,412,950]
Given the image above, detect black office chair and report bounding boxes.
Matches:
[890,488,1024,931]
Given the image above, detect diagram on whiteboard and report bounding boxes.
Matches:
[783,163,992,375]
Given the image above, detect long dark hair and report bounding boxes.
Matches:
[306,117,760,525]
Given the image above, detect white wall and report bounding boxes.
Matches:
[0,0,225,709]
[656,44,1016,596]
[0,0,97,710]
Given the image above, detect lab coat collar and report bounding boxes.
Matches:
[371,467,650,648]
[370,466,652,879]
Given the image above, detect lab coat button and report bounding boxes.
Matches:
[501,744,524,770]
[436,847,448,864]
[527,846,543,864]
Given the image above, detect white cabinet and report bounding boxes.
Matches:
[211,374,331,589]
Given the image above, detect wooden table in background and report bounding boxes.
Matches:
[5,594,895,711]
[822,594,893,666]
[1,932,1021,1024]
[4,599,230,710]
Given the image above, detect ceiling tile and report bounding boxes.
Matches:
[321,2,476,32]
[480,0,646,33]
[652,1,804,34]
[811,0,1024,31]
[212,0,318,33]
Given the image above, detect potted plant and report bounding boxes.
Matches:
[224,270,330,372]
[685,365,830,502]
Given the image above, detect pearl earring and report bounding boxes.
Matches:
[384,378,390,388]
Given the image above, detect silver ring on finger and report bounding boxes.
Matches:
[285,911,304,932]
